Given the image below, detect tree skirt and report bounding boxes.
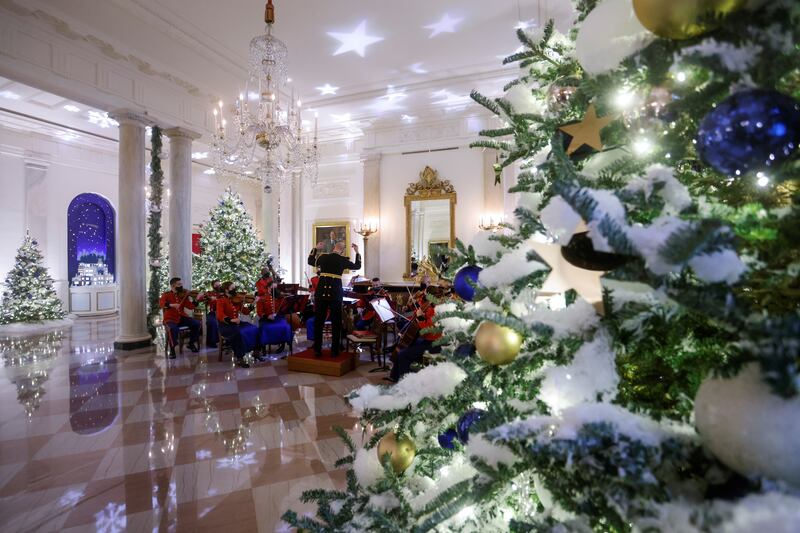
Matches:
[0,316,75,336]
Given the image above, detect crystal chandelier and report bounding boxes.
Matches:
[211,0,318,189]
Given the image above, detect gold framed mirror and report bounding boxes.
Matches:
[405,166,456,278]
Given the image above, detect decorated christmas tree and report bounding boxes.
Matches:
[0,233,66,324]
[284,1,800,531]
[193,188,267,291]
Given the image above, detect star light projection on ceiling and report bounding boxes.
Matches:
[316,83,339,96]
[327,20,384,57]
[424,13,464,38]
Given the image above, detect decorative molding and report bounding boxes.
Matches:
[0,0,210,99]
[311,180,349,200]
[405,166,455,197]
[164,126,201,141]
[110,108,152,127]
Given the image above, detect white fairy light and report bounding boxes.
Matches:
[633,137,654,156]
[614,88,636,109]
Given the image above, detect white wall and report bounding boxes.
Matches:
[379,148,484,281]
[0,151,26,279]
[299,159,364,283]
[0,124,261,309]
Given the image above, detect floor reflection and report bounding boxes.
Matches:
[0,316,384,532]
[69,346,118,434]
[1,330,63,418]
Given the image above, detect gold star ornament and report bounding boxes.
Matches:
[558,104,616,155]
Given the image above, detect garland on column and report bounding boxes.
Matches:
[146,126,165,339]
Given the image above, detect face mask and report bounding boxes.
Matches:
[262,272,269,279]
[175,286,184,292]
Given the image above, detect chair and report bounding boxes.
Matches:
[217,335,231,362]
[164,323,191,355]
[345,321,380,361]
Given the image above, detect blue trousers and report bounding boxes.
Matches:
[259,316,291,347]
[219,322,250,360]
[239,322,259,352]
[166,316,200,348]
[206,312,219,347]
[390,339,441,382]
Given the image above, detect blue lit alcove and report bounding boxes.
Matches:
[67,193,116,285]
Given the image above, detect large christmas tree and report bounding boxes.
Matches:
[193,188,267,291]
[284,1,800,531]
[0,233,66,324]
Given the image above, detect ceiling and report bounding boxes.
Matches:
[27,0,576,131]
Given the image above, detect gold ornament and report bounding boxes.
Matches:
[475,321,523,366]
[376,432,416,474]
[530,222,607,315]
[633,0,746,40]
[558,104,616,155]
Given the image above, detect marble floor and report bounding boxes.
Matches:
[0,317,385,532]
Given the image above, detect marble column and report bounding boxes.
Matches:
[23,158,49,251]
[164,127,201,289]
[292,178,302,283]
[261,183,279,265]
[112,110,151,350]
[362,152,381,279]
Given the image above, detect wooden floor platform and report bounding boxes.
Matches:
[287,348,358,377]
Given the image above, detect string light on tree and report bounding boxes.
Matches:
[0,233,65,324]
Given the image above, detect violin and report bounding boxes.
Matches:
[231,292,256,305]
[176,288,201,306]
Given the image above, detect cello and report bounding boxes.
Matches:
[390,288,431,362]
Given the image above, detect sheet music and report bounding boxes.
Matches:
[370,297,395,323]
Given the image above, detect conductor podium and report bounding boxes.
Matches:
[287,349,358,377]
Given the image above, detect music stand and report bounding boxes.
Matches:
[367,297,396,373]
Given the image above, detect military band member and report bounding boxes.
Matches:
[159,277,201,359]
[198,279,222,348]
[308,240,361,357]
[215,281,257,368]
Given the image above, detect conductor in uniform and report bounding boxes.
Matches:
[308,240,361,357]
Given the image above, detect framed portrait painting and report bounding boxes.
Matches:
[312,221,351,255]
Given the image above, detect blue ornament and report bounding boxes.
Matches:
[454,343,476,358]
[453,265,483,301]
[696,89,800,176]
[456,409,486,444]
[438,428,458,449]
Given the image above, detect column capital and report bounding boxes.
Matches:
[110,108,152,127]
[164,127,202,141]
[362,150,382,163]
[23,151,50,171]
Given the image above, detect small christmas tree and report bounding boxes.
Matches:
[193,188,267,291]
[0,233,65,324]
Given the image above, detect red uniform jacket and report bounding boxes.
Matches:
[159,290,196,324]
[256,292,277,319]
[309,276,320,293]
[198,290,221,314]
[256,277,274,297]
[216,295,251,324]
[417,304,441,342]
